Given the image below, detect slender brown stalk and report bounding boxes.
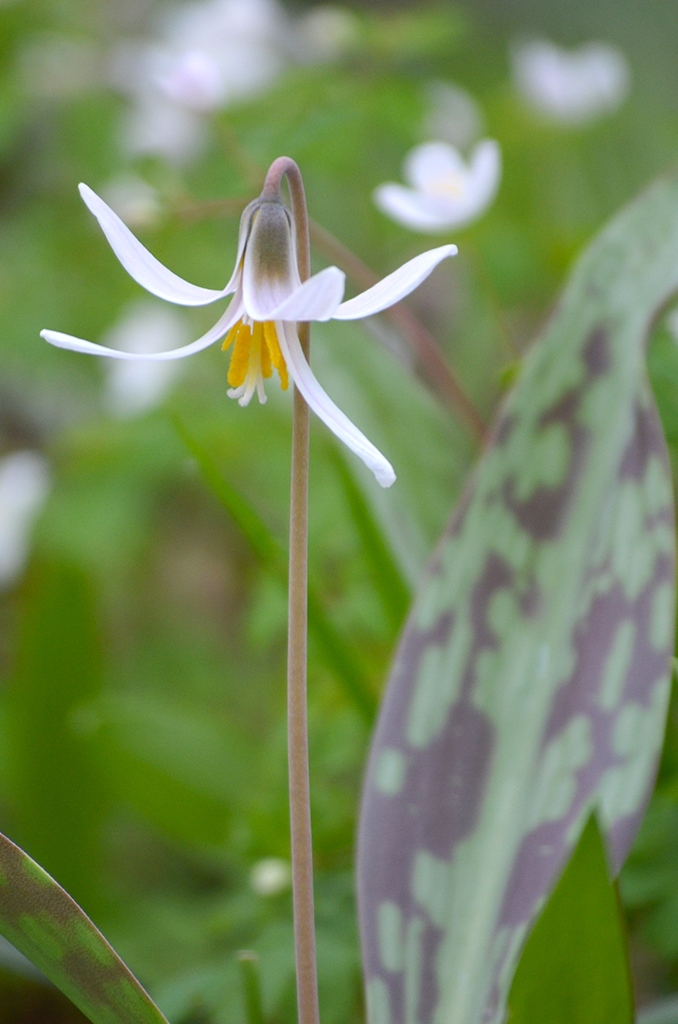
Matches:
[263,157,320,1024]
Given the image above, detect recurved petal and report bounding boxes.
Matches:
[333,244,457,320]
[268,267,346,322]
[79,183,231,306]
[41,300,241,361]
[277,321,396,488]
[373,183,463,232]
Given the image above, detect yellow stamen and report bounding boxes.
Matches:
[264,321,289,391]
[222,322,239,352]
[255,322,272,378]
[227,320,252,388]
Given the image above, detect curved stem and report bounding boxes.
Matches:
[263,157,319,1024]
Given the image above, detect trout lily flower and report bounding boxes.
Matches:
[41,183,456,488]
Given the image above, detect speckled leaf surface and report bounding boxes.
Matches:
[357,172,678,1024]
[0,830,170,1024]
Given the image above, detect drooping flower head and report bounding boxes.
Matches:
[41,158,457,487]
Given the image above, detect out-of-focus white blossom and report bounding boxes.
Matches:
[0,452,51,589]
[511,40,630,124]
[103,301,187,418]
[374,139,501,233]
[250,858,292,896]
[294,5,360,62]
[102,175,160,230]
[423,82,484,151]
[110,0,288,163]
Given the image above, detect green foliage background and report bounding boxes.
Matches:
[1,0,678,1021]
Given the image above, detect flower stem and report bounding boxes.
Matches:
[264,157,320,1024]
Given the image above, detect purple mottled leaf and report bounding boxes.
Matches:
[358,172,678,1024]
[0,831,170,1024]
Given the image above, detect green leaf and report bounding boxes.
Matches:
[507,815,634,1024]
[3,562,109,913]
[238,951,265,1024]
[358,171,678,1024]
[329,448,410,634]
[0,831,169,1024]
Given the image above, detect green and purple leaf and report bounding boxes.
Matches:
[358,171,678,1024]
[0,831,170,1024]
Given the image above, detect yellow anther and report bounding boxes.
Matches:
[264,321,289,391]
[223,318,288,397]
[222,322,239,352]
[227,320,252,388]
[255,322,272,378]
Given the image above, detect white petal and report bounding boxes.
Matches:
[374,183,465,233]
[267,267,346,322]
[277,321,395,488]
[467,139,502,211]
[404,141,467,190]
[79,183,231,306]
[41,300,241,361]
[333,245,457,320]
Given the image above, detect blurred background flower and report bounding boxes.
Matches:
[250,857,292,896]
[102,301,187,418]
[510,39,630,124]
[0,452,51,589]
[373,139,501,233]
[108,0,290,163]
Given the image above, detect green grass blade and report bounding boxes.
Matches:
[329,448,410,634]
[358,170,678,1024]
[238,951,265,1024]
[0,831,169,1024]
[508,815,634,1024]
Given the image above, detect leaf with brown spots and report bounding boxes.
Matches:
[358,171,678,1024]
[0,831,170,1024]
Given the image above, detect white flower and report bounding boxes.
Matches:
[103,301,187,418]
[41,184,457,489]
[374,139,501,234]
[0,452,51,589]
[111,0,287,163]
[511,40,630,124]
[250,857,292,896]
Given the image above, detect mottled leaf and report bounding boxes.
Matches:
[358,171,678,1024]
[0,831,170,1024]
[508,815,633,1023]
[638,997,678,1024]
